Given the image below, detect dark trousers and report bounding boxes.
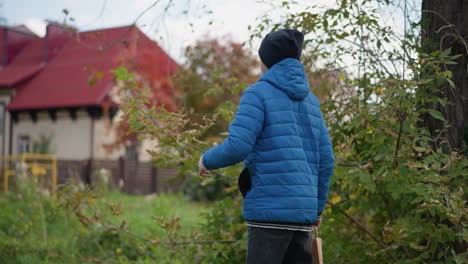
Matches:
[246,226,313,264]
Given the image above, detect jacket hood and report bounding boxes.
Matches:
[259,58,310,100]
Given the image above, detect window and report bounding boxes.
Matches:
[125,141,140,161]
[18,135,30,154]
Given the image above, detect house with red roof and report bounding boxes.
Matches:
[0,22,178,165]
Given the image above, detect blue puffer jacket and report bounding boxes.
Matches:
[202,58,334,224]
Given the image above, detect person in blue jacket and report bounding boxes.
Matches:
[198,29,335,264]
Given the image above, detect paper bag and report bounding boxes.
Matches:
[312,227,323,264]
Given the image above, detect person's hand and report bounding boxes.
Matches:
[198,155,210,177]
[312,219,321,230]
[313,214,322,230]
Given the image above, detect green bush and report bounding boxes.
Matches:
[112,0,467,263]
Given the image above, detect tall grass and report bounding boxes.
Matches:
[0,180,207,263]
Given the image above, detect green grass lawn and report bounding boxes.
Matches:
[101,191,207,238]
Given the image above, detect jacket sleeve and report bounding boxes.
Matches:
[317,114,335,214]
[202,90,264,170]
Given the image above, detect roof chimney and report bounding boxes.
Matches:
[43,22,71,64]
[1,28,7,68]
[43,25,49,63]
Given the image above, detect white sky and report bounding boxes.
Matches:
[2,0,339,63]
[3,0,416,70]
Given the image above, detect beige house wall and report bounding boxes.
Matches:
[12,110,92,159]
[93,118,125,160]
[92,110,157,162]
[9,108,156,161]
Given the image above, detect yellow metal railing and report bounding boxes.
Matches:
[1,153,57,193]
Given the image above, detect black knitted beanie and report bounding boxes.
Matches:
[258,29,304,68]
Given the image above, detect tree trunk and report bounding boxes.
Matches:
[421,0,468,153]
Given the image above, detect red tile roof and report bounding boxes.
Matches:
[5,24,177,111]
[0,26,40,85]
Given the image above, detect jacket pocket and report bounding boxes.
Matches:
[238,167,251,197]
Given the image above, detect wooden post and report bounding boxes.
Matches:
[151,167,158,193]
